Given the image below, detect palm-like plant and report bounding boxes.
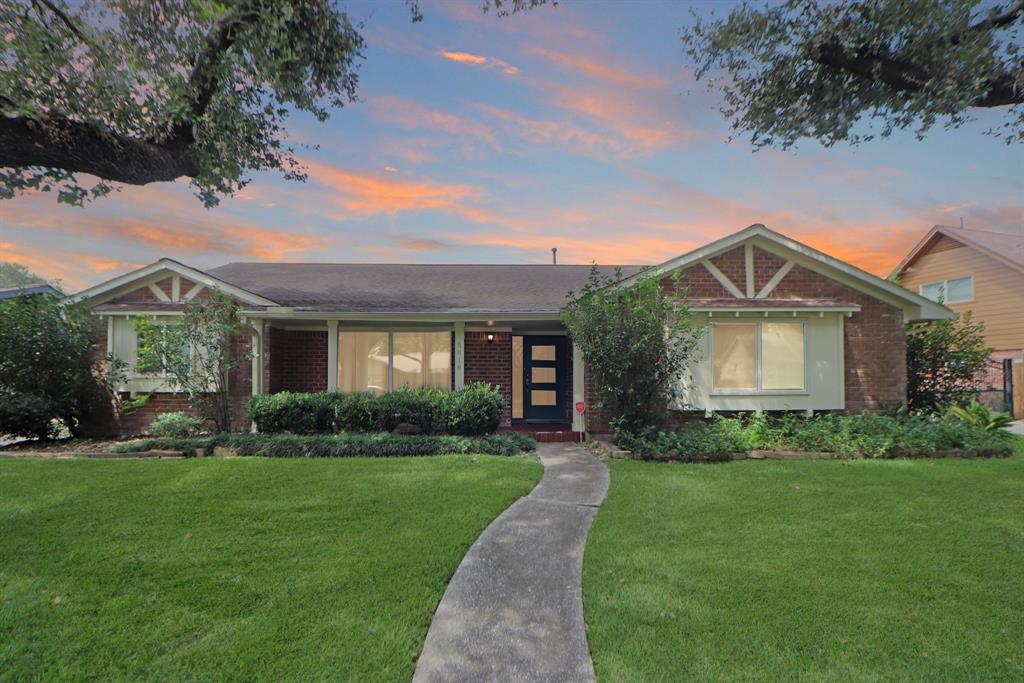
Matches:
[946,401,1015,431]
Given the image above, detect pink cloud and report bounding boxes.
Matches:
[369,94,498,149]
[438,50,520,75]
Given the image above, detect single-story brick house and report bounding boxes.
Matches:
[69,224,950,436]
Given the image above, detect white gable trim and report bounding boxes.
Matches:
[66,258,278,307]
[617,224,951,321]
[756,260,794,298]
[700,259,744,298]
[147,282,171,302]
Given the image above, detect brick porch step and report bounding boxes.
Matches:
[499,425,581,443]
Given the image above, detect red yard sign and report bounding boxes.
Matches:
[575,401,586,414]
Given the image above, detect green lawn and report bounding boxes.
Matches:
[584,451,1024,681]
[0,455,541,681]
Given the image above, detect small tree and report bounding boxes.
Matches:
[0,293,115,438]
[906,311,992,413]
[134,291,249,432]
[561,267,702,433]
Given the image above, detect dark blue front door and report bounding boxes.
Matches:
[523,336,565,423]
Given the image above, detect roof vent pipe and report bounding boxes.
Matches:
[551,247,557,265]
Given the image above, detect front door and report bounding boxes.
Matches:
[523,336,565,423]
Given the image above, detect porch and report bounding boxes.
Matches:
[246,316,587,433]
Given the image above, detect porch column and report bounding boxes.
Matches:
[572,342,586,433]
[326,319,339,392]
[249,318,263,396]
[454,321,465,389]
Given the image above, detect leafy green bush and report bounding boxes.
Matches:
[0,293,114,438]
[0,390,58,439]
[248,384,505,436]
[110,431,536,457]
[616,411,1016,461]
[248,391,338,433]
[376,387,449,433]
[946,401,1015,431]
[443,382,504,435]
[333,391,382,432]
[148,412,203,438]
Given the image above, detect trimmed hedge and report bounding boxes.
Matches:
[616,412,1018,462]
[109,431,537,457]
[248,383,503,436]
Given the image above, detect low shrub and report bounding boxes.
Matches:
[248,383,505,436]
[148,411,203,438]
[247,392,337,434]
[109,431,536,457]
[0,390,58,439]
[616,411,1016,461]
[443,382,504,436]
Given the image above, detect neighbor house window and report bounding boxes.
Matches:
[338,330,451,394]
[920,276,972,304]
[711,321,805,392]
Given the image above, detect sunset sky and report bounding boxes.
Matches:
[2,0,1022,291]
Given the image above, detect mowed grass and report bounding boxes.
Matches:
[0,455,541,681]
[584,450,1024,682]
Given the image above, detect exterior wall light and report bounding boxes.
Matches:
[486,333,495,343]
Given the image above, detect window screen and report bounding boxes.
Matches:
[712,324,757,390]
[761,323,805,390]
[338,330,451,394]
[338,331,389,395]
[393,332,451,391]
[945,277,972,303]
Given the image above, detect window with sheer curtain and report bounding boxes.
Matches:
[711,321,805,392]
[338,330,451,394]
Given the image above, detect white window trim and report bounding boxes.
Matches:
[710,320,808,395]
[338,328,453,393]
[919,276,973,304]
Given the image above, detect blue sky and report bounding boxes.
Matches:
[2,0,1021,290]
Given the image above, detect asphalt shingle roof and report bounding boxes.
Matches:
[936,226,1024,271]
[207,263,646,313]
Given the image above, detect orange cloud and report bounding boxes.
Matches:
[303,160,489,220]
[439,49,520,75]
[440,50,487,65]
[370,95,498,149]
[524,45,665,89]
[551,85,698,153]
[3,196,331,263]
[474,102,626,158]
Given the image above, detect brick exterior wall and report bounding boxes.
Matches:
[267,328,328,393]
[752,248,788,292]
[585,245,909,430]
[772,263,906,411]
[465,331,513,426]
[85,279,256,436]
[709,246,747,291]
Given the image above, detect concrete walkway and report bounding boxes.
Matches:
[413,443,609,683]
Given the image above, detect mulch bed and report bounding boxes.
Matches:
[0,438,184,459]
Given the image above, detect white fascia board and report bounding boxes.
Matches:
[247,309,564,322]
[750,236,953,321]
[614,223,768,288]
[66,258,278,307]
[691,306,860,314]
[889,225,941,280]
[614,223,952,320]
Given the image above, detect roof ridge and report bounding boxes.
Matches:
[939,225,1024,237]
[211,262,646,268]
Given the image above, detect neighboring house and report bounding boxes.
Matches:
[68,224,949,435]
[892,225,1024,413]
[0,283,62,300]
